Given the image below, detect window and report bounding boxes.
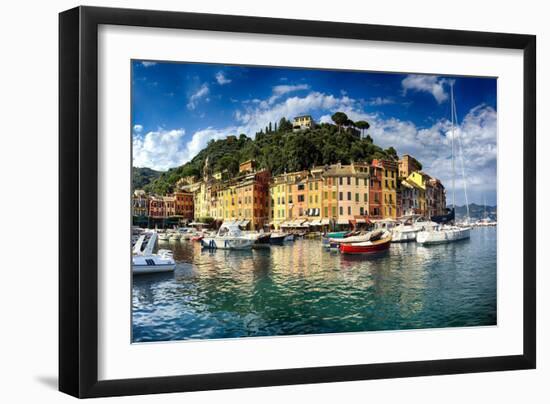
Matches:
[315,195,318,203]
[355,193,359,202]
[324,207,328,217]
[339,177,343,185]
[348,206,351,215]
[298,184,305,191]
[332,207,337,216]
[339,206,343,215]
[364,178,368,186]
[324,191,328,200]
[315,182,318,190]
[347,192,351,201]
[347,177,351,185]
[298,195,304,202]
[360,207,364,215]
[332,191,337,199]
[309,195,312,203]
[364,193,368,202]
[370,179,374,187]
[339,192,343,201]
[309,182,312,191]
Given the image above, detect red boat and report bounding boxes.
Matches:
[191,235,204,242]
[339,235,392,254]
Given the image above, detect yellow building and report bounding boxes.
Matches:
[306,168,323,223]
[373,159,398,218]
[270,175,290,229]
[406,171,428,215]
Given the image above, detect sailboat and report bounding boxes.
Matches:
[417,83,471,245]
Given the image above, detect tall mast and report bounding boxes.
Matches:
[451,83,455,210]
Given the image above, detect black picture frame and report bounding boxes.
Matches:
[59,5,536,398]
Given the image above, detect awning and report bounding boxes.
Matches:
[309,219,321,226]
[321,218,330,225]
[355,218,366,223]
[337,218,349,225]
[240,220,250,226]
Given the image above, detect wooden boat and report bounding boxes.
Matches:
[339,233,392,254]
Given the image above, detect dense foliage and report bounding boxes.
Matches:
[132,167,162,189]
[138,115,397,194]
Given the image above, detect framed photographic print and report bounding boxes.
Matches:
[59,6,536,398]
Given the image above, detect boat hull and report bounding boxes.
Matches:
[417,227,471,244]
[339,237,392,254]
[201,238,254,250]
[132,263,176,275]
[391,229,418,242]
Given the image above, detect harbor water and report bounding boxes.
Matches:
[132,227,497,342]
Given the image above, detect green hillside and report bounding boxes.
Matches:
[138,115,397,195]
[132,167,163,190]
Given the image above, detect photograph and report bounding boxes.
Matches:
[130,60,498,343]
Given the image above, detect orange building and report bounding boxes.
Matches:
[369,164,383,218]
[174,191,194,221]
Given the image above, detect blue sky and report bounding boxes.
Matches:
[132,60,497,205]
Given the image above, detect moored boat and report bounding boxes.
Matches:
[339,231,392,254]
[132,232,176,275]
[269,233,288,244]
[201,223,254,250]
[417,225,470,245]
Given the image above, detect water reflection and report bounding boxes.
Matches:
[132,227,497,342]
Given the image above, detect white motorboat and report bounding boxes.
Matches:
[201,223,254,250]
[417,225,471,244]
[132,232,176,274]
[391,215,437,242]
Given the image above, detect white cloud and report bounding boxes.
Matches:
[235,91,342,134]
[368,96,395,106]
[141,61,157,67]
[267,84,310,104]
[401,74,450,104]
[187,84,209,110]
[133,124,143,134]
[215,72,231,85]
[133,129,187,171]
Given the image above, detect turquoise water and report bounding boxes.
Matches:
[132,227,497,342]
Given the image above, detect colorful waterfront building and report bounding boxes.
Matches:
[148,196,166,218]
[269,174,291,229]
[372,159,398,219]
[320,168,339,227]
[426,176,446,217]
[306,167,324,224]
[163,195,176,217]
[398,154,422,179]
[405,171,428,215]
[232,169,270,230]
[287,170,310,222]
[132,189,149,217]
[369,164,383,218]
[323,162,370,227]
[174,191,194,221]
